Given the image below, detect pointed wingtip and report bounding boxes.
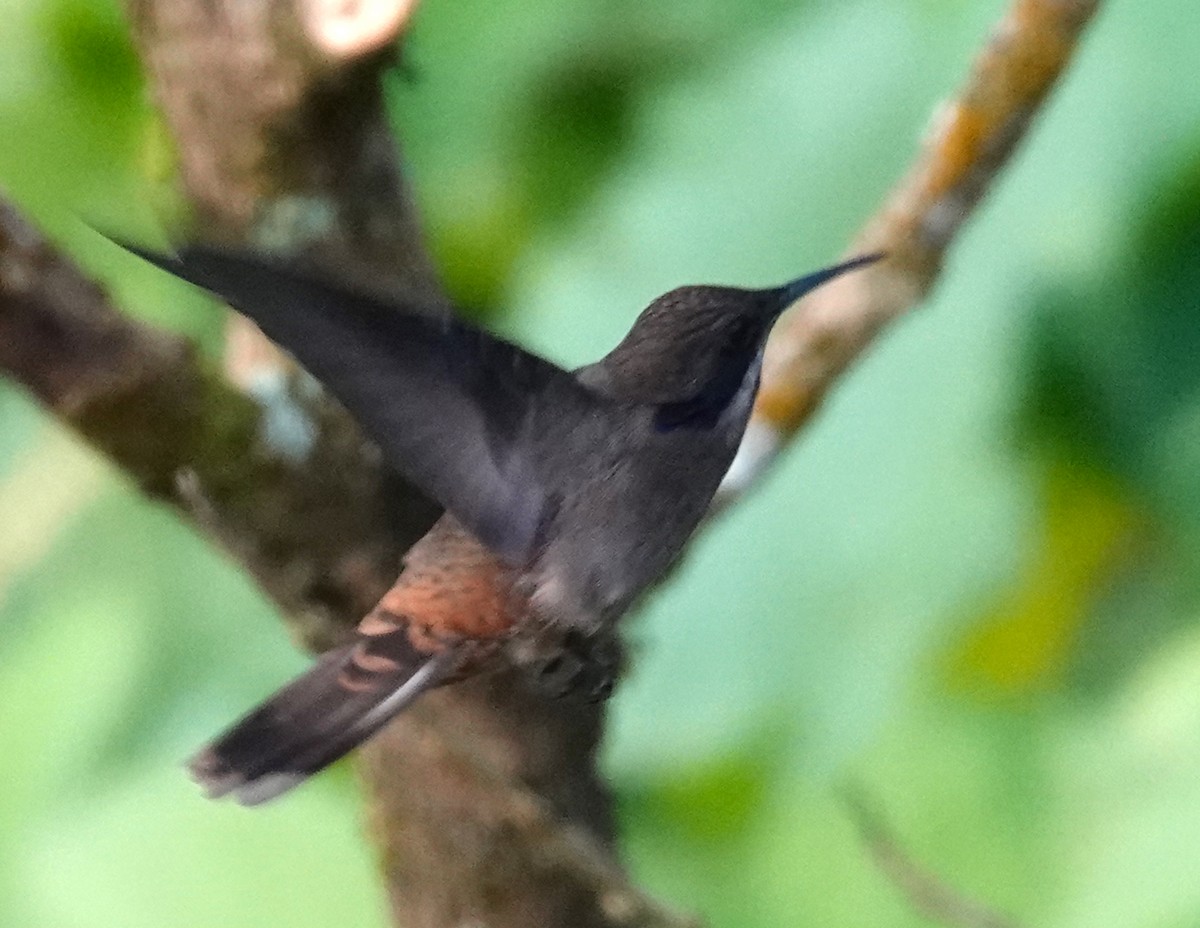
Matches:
[86,225,185,274]
[78,218,136,250]
[779,251,885,305]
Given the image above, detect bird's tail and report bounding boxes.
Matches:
[189,622,457,805]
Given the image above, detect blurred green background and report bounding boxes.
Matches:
[3,0,1200,925]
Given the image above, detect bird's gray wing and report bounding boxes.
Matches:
[110,239,582,563]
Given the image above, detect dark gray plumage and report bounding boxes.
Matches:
[107,235,878,802]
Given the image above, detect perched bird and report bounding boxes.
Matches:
[111,238,878,803]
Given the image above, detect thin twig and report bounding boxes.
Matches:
[717,0,1101,504]
[843,786,1025,928]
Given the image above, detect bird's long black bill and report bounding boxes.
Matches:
[779,252,883,305]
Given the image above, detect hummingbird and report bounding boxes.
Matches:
[110,236,878,803]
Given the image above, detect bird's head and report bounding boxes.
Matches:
[582,254,880,413]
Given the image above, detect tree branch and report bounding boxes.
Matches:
[126,1,632,925]
[0,199,412,649]
[718,0,1101,503]
[0,0,1102,926]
